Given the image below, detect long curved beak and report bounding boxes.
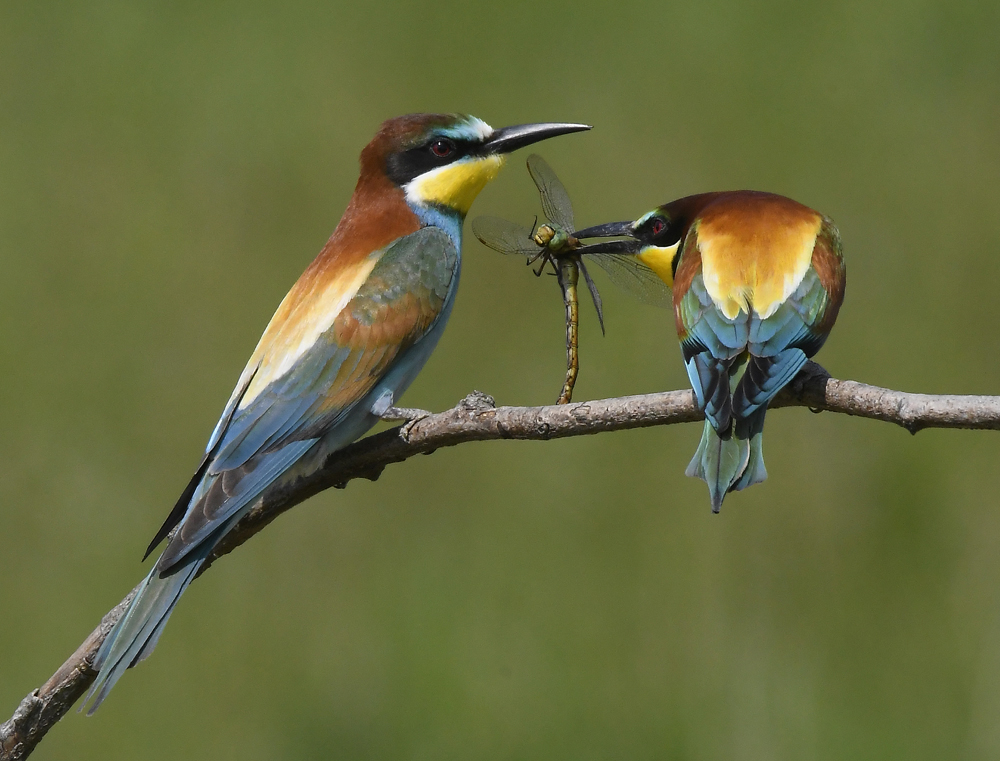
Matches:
[570,220,641,255]
[571,220,635,239]
[483,122,591,154]
[573,239,643,256]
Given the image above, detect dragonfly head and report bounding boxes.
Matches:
[533,223,579,253]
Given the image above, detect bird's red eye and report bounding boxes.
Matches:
[651,219,666,236]
[430,139,454,158]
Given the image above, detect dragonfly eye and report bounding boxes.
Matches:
[430,139,455,158]
[651,218,666,236]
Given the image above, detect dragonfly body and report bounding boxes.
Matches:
[531,221,587,403]
[555,256,580,403]
[574,191,846,511]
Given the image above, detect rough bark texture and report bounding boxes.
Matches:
[4,361,1000,760]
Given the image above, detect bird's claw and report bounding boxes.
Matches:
[379,405,432,422]
[371,390,430,438]
[379,406,432,440]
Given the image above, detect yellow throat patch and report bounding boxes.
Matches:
[406,155,506,216]
[637,243,680,287]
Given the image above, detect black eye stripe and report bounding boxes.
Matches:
[385,137,474,186]
[641,217,683,249]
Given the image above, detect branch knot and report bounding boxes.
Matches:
[457,390,496,412]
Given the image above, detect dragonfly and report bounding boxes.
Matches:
[472,154,671,403]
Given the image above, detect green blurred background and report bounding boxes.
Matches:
[2,1,1000,758]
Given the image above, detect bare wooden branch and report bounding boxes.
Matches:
[4,361,1000,759]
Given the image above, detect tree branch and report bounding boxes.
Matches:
[4,361,1000,759]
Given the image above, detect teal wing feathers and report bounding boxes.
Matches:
[678,257,841,511]
[678,276,747,432]
[680,265,836,426]
[735,267,832,417]
[87,226,459,713]
[155,226,459,572]
[672,211,844,511]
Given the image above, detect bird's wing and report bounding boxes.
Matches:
[674,270,744,423]
[679,270,826,426]
[676,218,846,425]
[733,248,847,418]
[150,226,459,573]
[731,350,809,420]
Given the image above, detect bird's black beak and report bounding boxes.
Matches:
[572,220,636,239]
[573,239,643,256]
[483,122,591,154]
[570,220,642,255]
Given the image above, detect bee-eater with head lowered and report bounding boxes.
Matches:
[84,113,589,711]
[573,191,845,512]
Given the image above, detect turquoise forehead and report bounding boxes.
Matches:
[432,115,494,142]
[635,209,664,225]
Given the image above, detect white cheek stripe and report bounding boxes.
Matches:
[403,167,441,208]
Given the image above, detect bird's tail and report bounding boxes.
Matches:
[731,407,768,493]
[685,406,768,512]
[83,545,211,714]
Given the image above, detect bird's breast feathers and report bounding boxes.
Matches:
[693,195,823,320]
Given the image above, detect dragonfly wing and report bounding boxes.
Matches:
[586,253,673,308]
[577,258,605,335]
[526,154,575,231]
[472,216,541,257]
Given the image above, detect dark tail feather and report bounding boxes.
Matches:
[691,354,737,433]
[685,419,750,512]
[732,407,768,492]
[83,547,210,714]
[143,455,211,561]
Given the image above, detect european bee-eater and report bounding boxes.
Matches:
[573,191,845,512]
[85,113,590,711]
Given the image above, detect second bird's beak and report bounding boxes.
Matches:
[483,122,591,154]
[571,220,642,255]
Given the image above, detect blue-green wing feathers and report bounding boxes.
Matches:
[87,227,459,713]
[156,226,458,571]
[678,260,839,510]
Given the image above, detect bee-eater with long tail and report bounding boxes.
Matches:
[84,113,590,711]
[572,191,845,512]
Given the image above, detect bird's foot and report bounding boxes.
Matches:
[379,405,432,422]
[372,390,431,439]
[383,407,432,440]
